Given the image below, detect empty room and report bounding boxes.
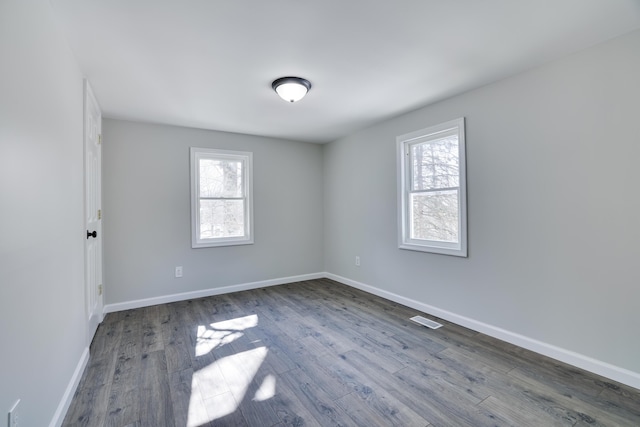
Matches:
[2,0,640,426]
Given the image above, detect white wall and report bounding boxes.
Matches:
[102,119,324,305]
[324,30,640,381]
[0,1,88,426]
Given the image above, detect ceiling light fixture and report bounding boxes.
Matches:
[272,77,311,103]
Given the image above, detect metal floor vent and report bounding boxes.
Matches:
[410,316,443,329]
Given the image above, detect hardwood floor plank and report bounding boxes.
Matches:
[476,395,575,427]
[321,352,430,426]
[104,387,139,427]
[293,313,356,355]
[118,309,144,359]
[289,348,353,401]
[99,313,141,427]
[335,392,405,427]
[387,331,447,363]
[422,347,609,426]
[339,327,407,373]
[278,368,353,426]
[291,301,412,375]
[598,384,640,418]
[251,288,296,323]
[296,335,331,359]
[138,351,174,427]
[168,369,201,427]
[91,318,124,359]
[63,353,117,427]
[511,358,609,399]
[475,332,622,405]
[509,367,640,426]
[315,279,399,313]
[266,374,324,427]
[162,305,194,374]
[340,349,488,427]
[392,365,487,426]
[418,323,522,374]
[257,305,316,341]
[141,305,164,353]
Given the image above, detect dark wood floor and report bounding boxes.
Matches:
[63,279,640,427]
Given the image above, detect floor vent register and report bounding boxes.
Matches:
[410,315,443,329]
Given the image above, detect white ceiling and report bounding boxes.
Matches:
[51,0,640,144]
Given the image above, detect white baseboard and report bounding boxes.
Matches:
[324,273,640,390]
[103,272,324,314]
[49,347,90,427]
[99,270,639,390]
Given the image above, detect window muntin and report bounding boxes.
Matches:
[398,118,467,256]
[191,148,253,248]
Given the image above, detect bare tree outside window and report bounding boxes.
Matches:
[410,136,459,242]
[199,159,244,239]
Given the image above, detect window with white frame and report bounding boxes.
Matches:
[190,147,253,248]
[397,118,467,257]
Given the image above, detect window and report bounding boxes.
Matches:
[397,118,467,257]
[190,148,253,248]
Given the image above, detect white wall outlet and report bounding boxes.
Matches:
[355,256,360,267]
[8,399,20,427]
[175,266,183,278]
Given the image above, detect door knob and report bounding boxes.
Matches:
[87,230,97,239]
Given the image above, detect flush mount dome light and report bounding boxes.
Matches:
[272,77,311,103]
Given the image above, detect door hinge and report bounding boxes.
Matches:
[97,209,102,220]
[98,284,103,295]
[98,134,102,145]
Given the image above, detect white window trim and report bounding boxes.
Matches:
[190,147,254,248]
[397,118,467,257]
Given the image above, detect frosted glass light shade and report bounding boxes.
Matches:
[275,82,308,102]
[272,77,311,103]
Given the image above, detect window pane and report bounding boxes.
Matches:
[412,136,459,190]
[199,199,245,239]
[199,159,243,198]
[410,190,459,243]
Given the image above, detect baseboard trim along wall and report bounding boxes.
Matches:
[99,271,639,390]
[49,347,90,427]
[324,273,640,390]
[103,272,325,314]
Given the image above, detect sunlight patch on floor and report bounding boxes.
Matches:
[188,346,270,426]
[253,373,276,402]
[195,314,259,356]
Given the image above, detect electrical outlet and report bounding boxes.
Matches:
[355,256,360,267]
[175,266,183,278]
[8,399,20,427]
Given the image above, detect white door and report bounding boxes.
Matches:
[84,80,103,342]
